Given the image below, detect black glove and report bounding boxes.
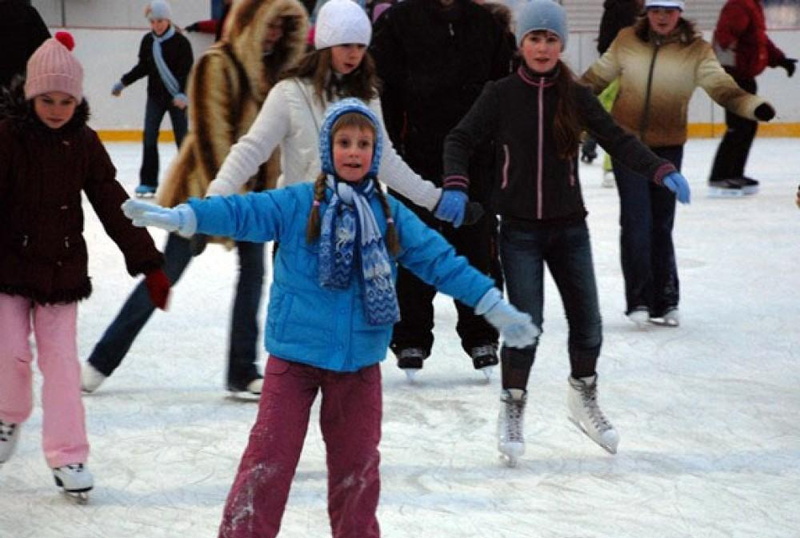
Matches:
[185,22,200,32]
[754,103,776,122]
[780,57,797,77]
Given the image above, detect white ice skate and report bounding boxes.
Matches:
[498,389,527,467]
[81,363,107,394]
[227,378,263,401]
[0,420,21,464]
[53,463,94,504]
[627,307,649,328]
[649,307,680,327]
[567,375,619,454]
[601,170,615,188]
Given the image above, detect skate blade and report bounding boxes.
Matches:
[403,369,420,383]
[500,453,518,467]
[568,417,617,455]
[62,490,90,504]
[708,187,745,198]
[479,365,495,381]
[227,391,260,402]
[648,317,679,327]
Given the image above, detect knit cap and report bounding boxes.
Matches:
[319,98,383,179]
[645,0,685,10]
[147,0,172,20]
[24,31,84,101]
[314,0,372,49]
[514,0,568,49]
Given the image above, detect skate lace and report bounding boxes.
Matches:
[503,399,525,442]
[0,420,16,442]
[580,386,612,432]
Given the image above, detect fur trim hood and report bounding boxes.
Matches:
[221,0,309,102]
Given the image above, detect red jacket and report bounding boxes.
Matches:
[713,0,786,78]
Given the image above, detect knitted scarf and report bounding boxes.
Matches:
[318,175,399,326]
[151,26,181,98]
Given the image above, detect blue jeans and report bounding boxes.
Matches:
[140,96,188,187]
[88,234,266,387]
[499,221,603,387]
[612,146,682,317]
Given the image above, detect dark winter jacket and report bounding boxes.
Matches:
[370,0,512,184]
[443,66,676,224]
[120,26,194,102]
[713,0,787,79]
[597,0,641,54]
[0,0,50,89]
[0,86,164,304]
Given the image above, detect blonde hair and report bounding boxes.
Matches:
[305,114,399,255]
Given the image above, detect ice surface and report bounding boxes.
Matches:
[1,139,798,537]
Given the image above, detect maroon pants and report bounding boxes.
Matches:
[218,356,383,538]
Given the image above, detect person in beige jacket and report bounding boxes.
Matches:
[580,0,774,328]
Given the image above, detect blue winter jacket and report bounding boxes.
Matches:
[188,183,494,372]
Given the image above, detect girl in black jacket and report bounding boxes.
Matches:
[443,0,689,466]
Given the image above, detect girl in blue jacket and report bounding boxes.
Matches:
[122,98,537,538]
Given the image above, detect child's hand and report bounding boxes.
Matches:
[172,93,188,109]
[144,268,171,310]
[111,81,124,96]
[122,199,197,237]
[663,172,691,204]
[434,189,468,228]
[475,289,540,349]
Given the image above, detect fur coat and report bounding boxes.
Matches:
[157,0,309,211]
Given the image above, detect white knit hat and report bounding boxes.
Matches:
[314,0,372,49]
[645,0,685,10]
[147,0,172,21]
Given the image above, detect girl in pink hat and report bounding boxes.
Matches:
[0,32,170,503]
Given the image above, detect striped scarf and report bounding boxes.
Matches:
[318,175,399,326]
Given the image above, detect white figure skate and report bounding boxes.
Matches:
[567,375,619,454]
[498,389,527,467]
[53,463,94,504]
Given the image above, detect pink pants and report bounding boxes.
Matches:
[218,356,383,538]
[0,294,88,468]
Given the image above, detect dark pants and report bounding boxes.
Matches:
[218,356,382,538]
[388,193,499,358]
[499,221,602,390]
[140,96,188,187]
[612,145,682,317]
[709,71,758,181]
[88,234,265,388]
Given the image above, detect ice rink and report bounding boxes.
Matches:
[1,138,798,538]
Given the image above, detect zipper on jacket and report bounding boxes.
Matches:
[22,235,28,247]
[501,144,510,189]
[448,22,454,37]
[536,79,545,219]
[639,42,661,145]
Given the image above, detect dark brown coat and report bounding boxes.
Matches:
[0,97,163,304]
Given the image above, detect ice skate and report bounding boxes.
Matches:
[649,307,680,327]
[470,344,499,380]
[396,348,426,382]
[227,376,263,400]
[498,389,527,467]
[627,307,649,328]
[81,362,107,394]
[0,420,21,464]
[708,179,745,198]
[134,185,156,198]
[567,375,619,454]
[732,176,759,195]
[580,138,597,164]
[53,463,93,504]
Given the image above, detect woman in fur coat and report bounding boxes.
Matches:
[82,0,309,397]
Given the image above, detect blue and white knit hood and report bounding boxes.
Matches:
[319,97,383,180]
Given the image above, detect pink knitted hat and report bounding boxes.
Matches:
[25,32,84,101]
